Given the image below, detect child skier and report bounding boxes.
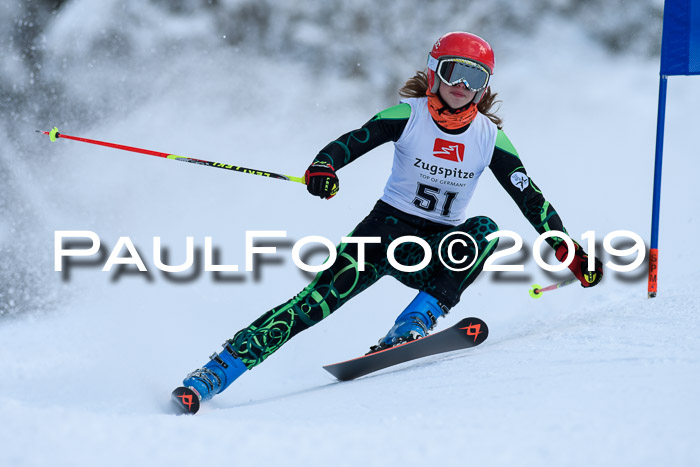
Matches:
[173,31,603,412]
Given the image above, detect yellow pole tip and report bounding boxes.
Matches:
[529,284,543,299]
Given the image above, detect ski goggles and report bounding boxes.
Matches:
[430,57,490,91]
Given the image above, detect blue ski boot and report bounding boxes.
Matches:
[369,291,450,353]
[174,341,248,413]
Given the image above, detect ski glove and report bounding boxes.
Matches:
[555,241,603,288]
[305,161,339,199]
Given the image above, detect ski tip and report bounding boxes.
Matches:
[457,317,489,345]
[171,386,201,415]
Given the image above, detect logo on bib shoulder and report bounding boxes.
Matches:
[433,138,465,162]
[510,172,529,191]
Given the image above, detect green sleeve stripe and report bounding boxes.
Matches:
[311,290,332,319]
[495,130,519,158]
[540,201,553,231]
[508,166,525,176]
[327,141,351,161]
[372,103,411,120]
[317,152,335,166]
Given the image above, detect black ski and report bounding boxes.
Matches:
[323,317,488,381]
[171,386,201,414]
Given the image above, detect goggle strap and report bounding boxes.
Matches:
[427,55,439,71]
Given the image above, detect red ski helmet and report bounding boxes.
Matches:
[427,32,495,104]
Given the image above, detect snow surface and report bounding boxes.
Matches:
[1,6,699,467]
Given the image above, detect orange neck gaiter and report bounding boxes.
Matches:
[426,89,478,130]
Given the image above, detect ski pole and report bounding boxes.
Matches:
[529,278,578,299]
[36,127,306,184]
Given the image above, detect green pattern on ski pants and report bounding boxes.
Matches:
[230,201,499,369]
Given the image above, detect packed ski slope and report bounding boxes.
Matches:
[2,14,699,467]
